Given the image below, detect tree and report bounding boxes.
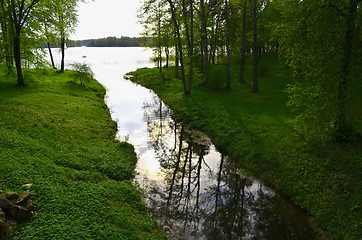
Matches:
[197,0,211,85]
[249,0,258,92]
[6,0,39,85]
[225,0,231,90]
[139,0,163,72]
[274,0,360,141]
[0,0,14,74]
[238,0,248,83]
[51,0,78,73]
[166,0,187,94]
[139,0,175,72]
[181,0,195,95]
[40,2,59,69]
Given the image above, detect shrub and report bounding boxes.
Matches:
[70,62,94,85]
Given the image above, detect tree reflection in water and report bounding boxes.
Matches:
[138,95,316,240]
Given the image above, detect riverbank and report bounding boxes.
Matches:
[129,56,361,240]
[0,67,166,239]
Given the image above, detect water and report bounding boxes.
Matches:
[47,47,316,239]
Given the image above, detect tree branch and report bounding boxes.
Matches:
[20,0,38,28]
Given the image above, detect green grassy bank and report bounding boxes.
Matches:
[129,56,361,240]
[0,67,166,239]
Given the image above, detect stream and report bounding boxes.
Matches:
[48,47,316,240]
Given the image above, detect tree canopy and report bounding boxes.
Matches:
[139,0,361,141]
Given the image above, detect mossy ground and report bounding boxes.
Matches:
[0,67,166,239]
[129,55,361,240]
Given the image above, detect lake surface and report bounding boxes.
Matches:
[48,47,316,239]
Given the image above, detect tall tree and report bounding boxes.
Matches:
[167,0,187,94]
[225,0,231,90]
[182,0,195,95]
[40,3,59,69]
[139,0,163,72]
[239,0,247,83]
[249,0,258,92]
[51,0,78,73]
[0,0,14,74]
[198,0,210,85]
[7,0,39,85]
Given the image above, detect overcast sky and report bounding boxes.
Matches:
[71,0,143,40]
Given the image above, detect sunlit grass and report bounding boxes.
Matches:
[0,67,166,239]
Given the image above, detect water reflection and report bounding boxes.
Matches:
[46,47,315,239]
[139,96,316,240]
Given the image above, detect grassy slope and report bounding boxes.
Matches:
[0,68,166,240]
[129,55,361,240]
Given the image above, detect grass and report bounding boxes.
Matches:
[129,55,361,240]
[0,67,166,239]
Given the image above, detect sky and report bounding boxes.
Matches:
[71,0,144,40]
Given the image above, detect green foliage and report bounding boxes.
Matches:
[129,56,361,240]
[45,0,78,41]
[70,62,95,86]
[0,67,167,239]
[273,0,360,142]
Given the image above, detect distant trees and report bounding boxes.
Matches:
[87,36,144,47]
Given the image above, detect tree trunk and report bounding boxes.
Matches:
[167,0,187,94]
[60,35,65,73]
[225,0,231,90]
[165,45,169,68]
[159,47,162,72]
[13,26,24,86]
[182,0,193,95]
[158,17,162,72]
[175,39,179,78]
[239,3,247,83]
[47,43,57,69]
[211,18,220,64]
[188,0,194,95]
[334,0,358,139]
[250,0,258,93]
[200,37,205,72]
[200,0,210,86]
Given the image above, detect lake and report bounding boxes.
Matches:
[47,47,317,239]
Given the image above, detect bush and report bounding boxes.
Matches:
[70,62,94,85]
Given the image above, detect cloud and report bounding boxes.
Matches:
[72,0,143,40]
